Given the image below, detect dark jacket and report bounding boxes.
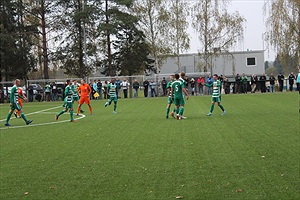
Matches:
[269,76,275,85]
[133,82,140,90]
[143,80,149,88]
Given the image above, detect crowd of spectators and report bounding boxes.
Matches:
[1,71,299,103]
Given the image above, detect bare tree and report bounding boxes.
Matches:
[192,0,245,74]
[264,0,300,72]
[133,0,171,74]
[165,0,190,71]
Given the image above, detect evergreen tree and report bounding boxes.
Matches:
[52,0,101,78]
[98,0,135,76]
[0,0,36,81]
[113,19,154,76]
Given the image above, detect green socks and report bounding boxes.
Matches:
[114,104,117,112]
[70,110,74,121]
[20,112,28,122]
[5,112,12,124]
[166,107,170,116]
[219,104,225,111]
[179,107,184,116]
[57,110,65,117]
[210,104,215,113]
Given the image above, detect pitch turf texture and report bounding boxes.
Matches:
[0,92,299,200]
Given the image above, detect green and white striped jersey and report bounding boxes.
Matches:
[212,80,221,98]
[167,80,174,97]
[108,83,117,98]
[71,84,79,98]
[179,78,186,88]
[10,85,19,104]
[64,85,73,103]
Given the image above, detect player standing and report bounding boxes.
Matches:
[14,86,27,118]
[179,71,188,119]
[72,80,84,113]
[166,74,175,119]
[205,74,226,116]
[55,80,76,122]
[171,74,189,120]
[4,79,32,126]
[77,79,93,115]
[104,78,118,114]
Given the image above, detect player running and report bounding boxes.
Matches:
[104,78,118,114]
[4,79,32,126]
[171,73,189,120]
[77,79,93,115]
[166,74,175,119]
[205,74,226,116]
[55,80,76,122]
[14,86,27,118]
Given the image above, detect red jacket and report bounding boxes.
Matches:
[197,77,204,86]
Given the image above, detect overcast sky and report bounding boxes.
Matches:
[188,0,276,61]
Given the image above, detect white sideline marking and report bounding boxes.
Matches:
[0,106,61,122]
[0,106,86,130]
[0,114,85,130]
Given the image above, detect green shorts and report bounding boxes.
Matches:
[10,103,21,111]
[109,96,118,103]
[174,97,185,106]
[167,96,173,104]
[212,96,221,103]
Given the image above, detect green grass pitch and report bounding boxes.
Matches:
[0,92,299,199]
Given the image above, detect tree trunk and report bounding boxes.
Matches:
[105,0,113,76]
[41,0,49,79]
[204,0,208,72]
[78,0,84,78]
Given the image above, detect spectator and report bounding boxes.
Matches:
[97,79,102,100]
[44,82,51,101]
[0,84,4,103]
[150,80,157,97]
[260,73,267,93]
[121,78,129,98]
[115,78,121,98]
[197,76,204,95]
[132,79,140,98]
[190,78,195,95]
[35,91,42,102]
[103,81,108,99]
[161,77,167,96]
[52,83,58,101]
[218,74,224,92]
[143,79,149,97]
[185,76,189,88]
[206,75,213,95]
[89,80,94,99]
[251,74,258,93]
[235,73,241,94]
[241,73,248,94]
[28,84,34,102]
[269,73,276,93]
[223,76,230,94]
[92,80,98,99]
[288,72,295,91]
[278,73,284,92]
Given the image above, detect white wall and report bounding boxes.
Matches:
[160,50,265,76]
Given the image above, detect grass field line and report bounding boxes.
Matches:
[0,113,85,130]
[0,105,62,122]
